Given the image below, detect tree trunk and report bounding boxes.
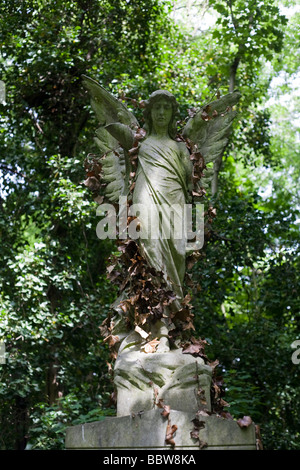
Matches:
[211,55,240,196]
[47,360,61,405]
[229,56,240,93]
[46,286,62,405]
[15,396,28,450]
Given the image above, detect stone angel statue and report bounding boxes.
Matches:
[82,75,240,354]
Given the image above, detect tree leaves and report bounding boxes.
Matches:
[0,0,176,450]
[0,0,299,452]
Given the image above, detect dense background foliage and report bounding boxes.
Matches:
[0,0,299,450]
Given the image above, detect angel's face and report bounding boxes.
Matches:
[151,99,173,134]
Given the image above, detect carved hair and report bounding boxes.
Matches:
[143,90,179,139]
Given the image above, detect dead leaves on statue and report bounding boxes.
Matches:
[156,398,170,418]
[99,209,252,436]
[156,398,177,447]
[237,415,253,428]
[182,336,209,361]
[165,423,178,447]
[141,337,160,353]
[101,238,197,356]
[190,411,208,449]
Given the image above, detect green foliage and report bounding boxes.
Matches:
[210,0,288,77]
[0,0,299,451]
[191,163,300,449]
[27,392,115,450]
[0,0,173,449]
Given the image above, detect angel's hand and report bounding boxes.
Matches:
[105,123,135,151]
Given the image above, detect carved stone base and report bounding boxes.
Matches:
[114,347,212,417]
[65,340,256,451]
[65,409,256,450]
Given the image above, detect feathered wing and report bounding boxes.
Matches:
[182,91,241,194]
[82,75,139,203]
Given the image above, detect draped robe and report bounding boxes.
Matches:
[132,135,191,299]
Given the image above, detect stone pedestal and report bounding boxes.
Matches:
[65,409,256,450]
[114,347,212,417]
[65,348,257,451]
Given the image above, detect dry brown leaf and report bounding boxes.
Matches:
[220,411,234,420]
[156,398,171,418]
[182,337,208,357]
[255,425,263,450]
[192,417,205,430]
[201,111,210,121]
[219,398,230,407]
[93,195,104,204]
[165,423,177,447]
[237,416,253,428]
[141,338,160,353]
[161,404,171,418]
[103,334,120,347]
[198,410,210,417]
[197,387,207,405]
[208,359,219,370]
[191,415,207,449]
[128,145,139,156]
[134,325,149,339]
[199,440,208,450]
[190,428,199,439]
[156,398,165,409]
[83,175,100,191]
[134,127,146,140]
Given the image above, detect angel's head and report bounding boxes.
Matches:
[143,90,178,139]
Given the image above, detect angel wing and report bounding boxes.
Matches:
[82,75,139,203]
[182,90,241,195]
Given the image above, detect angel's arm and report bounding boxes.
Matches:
[179,142,193,195]
[105,122,135,151]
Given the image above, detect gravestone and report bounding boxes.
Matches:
[65,77,257,451]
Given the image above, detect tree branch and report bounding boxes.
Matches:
[0,164,26,180]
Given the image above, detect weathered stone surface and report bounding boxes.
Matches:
[75,79,254,452]
[65,409,256,450]
[114,347,212,417]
